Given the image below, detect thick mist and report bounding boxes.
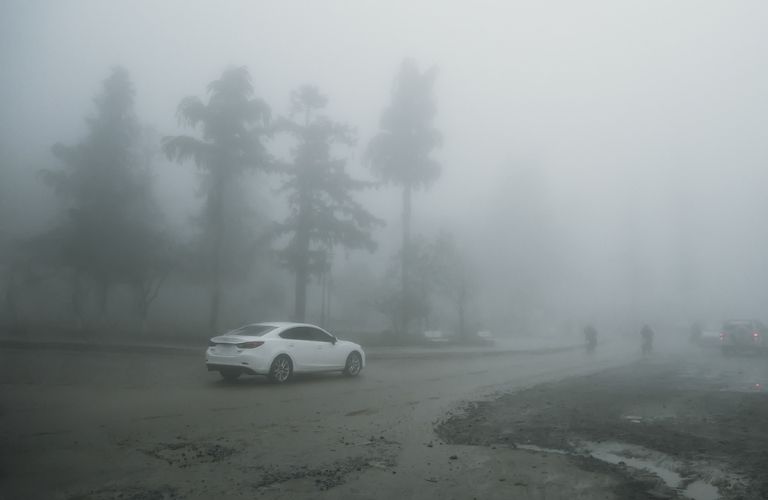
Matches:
[3,0,768,340]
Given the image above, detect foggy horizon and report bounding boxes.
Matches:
[5,4,768,500]
[3,0,768,335]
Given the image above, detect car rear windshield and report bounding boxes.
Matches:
[724,321,752,328]
[724,321,753,331]
[227,325,277,336]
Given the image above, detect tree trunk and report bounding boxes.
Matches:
[135,274,166,336]
[319,251,333,329]
[290,107,315,323]
[209,263,221,334]
[134,283,150,336]
[400,184,412,336]
[71,274,87,334]
[293,231,311,322]
[420,282,429,332]
[209,174,225,334]
[97,280,110,318]
[293,264,309,322]
[458,284,466,339]
[3,272,21,333]
[322,264,333,330]
[320,269,327,328]
[138,299,149,336]
[325,270,332,331]
[94,279,111,336]
[292,183,313,322]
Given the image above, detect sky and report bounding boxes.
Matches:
[3,0,768,331]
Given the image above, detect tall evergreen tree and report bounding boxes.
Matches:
[275,85,381,321]
[41,67,167,330]
[164,67,271,333]
[366,59,441,335]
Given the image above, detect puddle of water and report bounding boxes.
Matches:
[685,480,720,500]
[581,441,720,500]
[515,444,571,455]
[515,440,720,500]
[587,441,683,484]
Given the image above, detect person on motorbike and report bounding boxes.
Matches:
[584,324,598,352]
[640,324,655,354]
[689,321,703,344]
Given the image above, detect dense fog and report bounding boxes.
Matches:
[2,0,768,341]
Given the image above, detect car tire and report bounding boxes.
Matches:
[269,355,293,383]
[220,369,241,382]
[343,352,363,377]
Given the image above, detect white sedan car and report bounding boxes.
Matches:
[206,322,365,383]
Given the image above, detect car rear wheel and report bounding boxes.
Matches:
[220,368,241,382]
[343,352,362,377]
[269,355,293,383]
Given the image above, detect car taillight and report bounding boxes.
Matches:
[237,341,264,349]
[753,332,760,340]
[720,332,725,341]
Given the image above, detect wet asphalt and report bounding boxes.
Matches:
[0,340,638,499]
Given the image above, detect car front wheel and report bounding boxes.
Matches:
[269,355,293,383]
[343,352,363,377]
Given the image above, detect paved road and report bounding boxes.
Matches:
[0,341,637,500]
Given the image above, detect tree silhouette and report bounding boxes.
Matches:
[275,85,381,321]
[431,231,473,339]
[164,67,271,333]
[41,67,167,331]
[366,59,441,335]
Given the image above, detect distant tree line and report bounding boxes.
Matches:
[0,59,467,338]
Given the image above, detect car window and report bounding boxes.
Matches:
[279,328,302,340]
[228,324,276,336]
[307,327,334,343]
[279,327,314,341]
[724,321,750,331]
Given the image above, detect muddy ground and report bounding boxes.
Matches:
[0,343,636,500]
[436,352,768,500]
[7,342,765,500]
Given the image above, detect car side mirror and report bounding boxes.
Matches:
[331,336,337,344]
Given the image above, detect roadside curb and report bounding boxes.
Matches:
[366,344,583,360]
[0,338,584,360]
[0,338,200,356]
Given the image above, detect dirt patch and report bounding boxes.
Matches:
[250,456,385,491]
[246,437,400,492]
[141,440,237,467]
[68,485,179,500]
[436,357,768,500]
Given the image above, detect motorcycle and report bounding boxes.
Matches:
[586,337,597,354]
[641,336,653,355]
[640,325,654,355]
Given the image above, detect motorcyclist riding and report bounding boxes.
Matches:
[640,324,654,354]
[584,324,598,352]
[689,321,702,344]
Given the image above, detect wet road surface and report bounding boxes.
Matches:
[1,341,638,499]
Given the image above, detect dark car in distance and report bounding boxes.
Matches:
[720,319,768,355]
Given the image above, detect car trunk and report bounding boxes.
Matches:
[725,326,755,346]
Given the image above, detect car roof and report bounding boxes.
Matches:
[254,322,322,328]
[245,322,332,333]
